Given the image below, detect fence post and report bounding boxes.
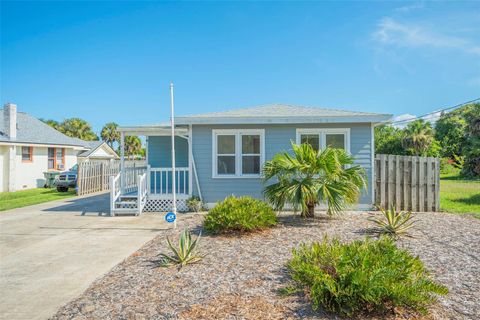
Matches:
[137,174,141,216]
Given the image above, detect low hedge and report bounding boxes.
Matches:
[203,196,277,234]
[286,236,448,316]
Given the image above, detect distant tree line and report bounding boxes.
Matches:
[41,118,144,159]
[375,103,480,177]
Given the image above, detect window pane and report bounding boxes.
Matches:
[217,156,236,174]
[22,147,31,160]
[326,134,345,149]
[56,149,64,169]
[48,159,55,169]
[300,134,319,151]
[242,135,260,154]
[242,156,260,174]
[217,135,235,154]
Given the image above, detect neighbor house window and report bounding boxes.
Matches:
[48,147,65,170]
[297,129,350,153]
[21,146,33,162]
[213,129,264,178]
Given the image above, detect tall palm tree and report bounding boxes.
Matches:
[124,135,142,160]
[101,122,120,148]
[59,118,98,141]
[263,143,367,218]
[402,119,434,156]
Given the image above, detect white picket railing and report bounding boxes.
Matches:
[149,167,189,196]
[109,173,121,216]
[137,172,148,215]
[122,166,147,194]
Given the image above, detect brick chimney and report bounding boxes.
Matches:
[3,103,17,139]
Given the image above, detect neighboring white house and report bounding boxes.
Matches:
[78,140,119,163]
[0,103,118,192]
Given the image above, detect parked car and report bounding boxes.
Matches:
[56,164,78,192]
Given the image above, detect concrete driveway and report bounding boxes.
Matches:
[0,193,174,320]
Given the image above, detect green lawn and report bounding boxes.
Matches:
[440,173,480,218]
[0,188,76,211]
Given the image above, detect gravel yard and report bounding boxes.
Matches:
[53,211,480,320]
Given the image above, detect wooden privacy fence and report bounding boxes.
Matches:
[77,160,145,196]
[375,154,440,212]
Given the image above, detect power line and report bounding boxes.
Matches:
[388,98,480,125]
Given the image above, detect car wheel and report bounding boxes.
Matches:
[57,186,66,192]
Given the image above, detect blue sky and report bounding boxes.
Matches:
[1,1,479,134]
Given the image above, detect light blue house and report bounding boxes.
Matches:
[111,104,391,215]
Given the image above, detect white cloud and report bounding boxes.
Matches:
[373,18,480,56]
[392,111,442,128]
[394,3,424,13]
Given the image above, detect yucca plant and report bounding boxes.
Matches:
[369,205,415,238]
[159,228,204,268]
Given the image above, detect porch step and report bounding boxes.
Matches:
[112,208,139,215]
[115,201,138,207]
[119,195,137,201]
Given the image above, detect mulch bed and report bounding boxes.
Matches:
[52,211,480,320]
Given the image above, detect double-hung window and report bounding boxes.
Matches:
[22,146,33,162]
[213,129,264,178]
[48,147,65,170]
[296,129,350,153]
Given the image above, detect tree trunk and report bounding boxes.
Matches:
[302,202,315,218]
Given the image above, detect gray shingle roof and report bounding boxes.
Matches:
[0,109,92,148]
[182,104,385,118]
[174,104,392,125]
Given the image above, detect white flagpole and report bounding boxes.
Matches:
[170,82,177,229]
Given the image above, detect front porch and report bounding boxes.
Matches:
[110,125,200,216]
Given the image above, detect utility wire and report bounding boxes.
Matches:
[388,98,480,125]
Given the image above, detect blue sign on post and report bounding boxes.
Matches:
[165,212,176,223]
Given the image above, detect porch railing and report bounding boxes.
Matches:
[149,167,190,196]
[137,172,148,214]
[123,166,147,194]
[109,173,121,215]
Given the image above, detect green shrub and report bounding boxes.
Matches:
[440,157,461,176]
[203,196,277,234]
[186,195,203,212]
[286,237,448,316]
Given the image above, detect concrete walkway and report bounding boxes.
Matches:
[0,193,174,320]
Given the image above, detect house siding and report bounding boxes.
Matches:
[147,136,189,168]
[191,123,373,206]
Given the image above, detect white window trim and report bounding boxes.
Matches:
[212,129,265,178]
[296,128,351,154]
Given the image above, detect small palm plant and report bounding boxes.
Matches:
[369,206,415,238]
[263,143,367,217]
[159,228,204,268]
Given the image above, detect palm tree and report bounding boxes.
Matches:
[402,119,434,156]
[59,118,98,141]
[124,135,142,160]
[263,143,367,218]
[101,122,120,148]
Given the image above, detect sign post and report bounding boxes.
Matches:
[170,82,177,229]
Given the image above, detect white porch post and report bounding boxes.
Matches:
[120,131,125,193]
[188,124,193,197]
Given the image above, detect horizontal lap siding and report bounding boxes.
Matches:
[192,123,373,205]
[147,136,188,167]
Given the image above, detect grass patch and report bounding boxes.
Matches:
[440,173,480,218]
[0,188,76,211]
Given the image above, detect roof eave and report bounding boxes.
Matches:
[175,115,393,125]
